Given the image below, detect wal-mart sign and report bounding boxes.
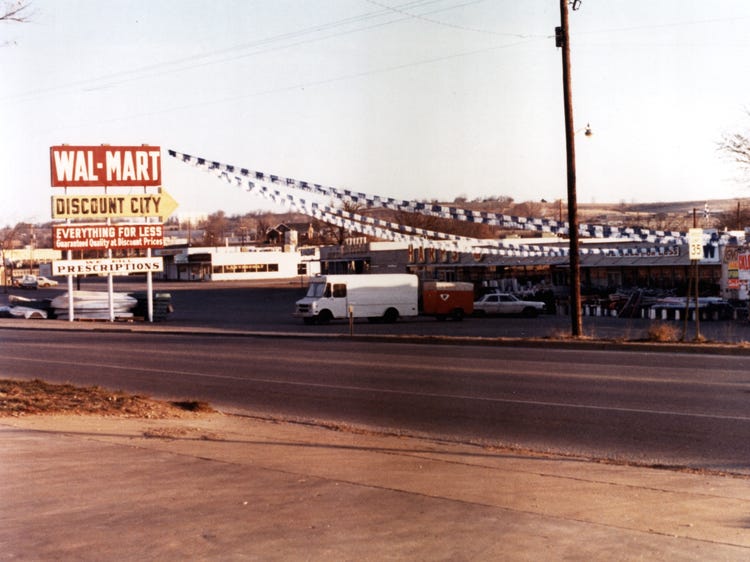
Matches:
[50,145,161,187]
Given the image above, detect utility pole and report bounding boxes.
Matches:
[557,0,582,337]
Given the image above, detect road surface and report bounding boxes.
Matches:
[3,328,749,474]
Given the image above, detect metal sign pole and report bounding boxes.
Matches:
[695,259,701,341]
[146,186,155,322]
[67,246,74,322]
[682,263,692,341]
[687,224,703,342]
[65,188,75,321]
[147,246,154,322]
[107,233,114,321]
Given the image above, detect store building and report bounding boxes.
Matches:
[154,245,320,282]
[317,238,724,298]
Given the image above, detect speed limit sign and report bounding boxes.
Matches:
[688,228,703,260]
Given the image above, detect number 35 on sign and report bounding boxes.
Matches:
[688,228,703,261]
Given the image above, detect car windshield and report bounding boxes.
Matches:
[305,282,326,298]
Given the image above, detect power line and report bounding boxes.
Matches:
[2,0,474,103]
[6,3,749,105]
[578,13,750,37]
[33,36,534,136]
[366,0,544,38]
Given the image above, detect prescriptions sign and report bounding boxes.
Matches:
[52,257,164,276]
[50,145,161,187]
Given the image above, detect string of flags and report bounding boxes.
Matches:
[169,149,718,258]
[185,154,545,257]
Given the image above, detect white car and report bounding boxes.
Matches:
[36,276,59,288]
[14,275,59,289]
[473,292,546,317]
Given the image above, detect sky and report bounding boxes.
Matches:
[2,0,750,227]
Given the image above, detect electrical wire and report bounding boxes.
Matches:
[3,0,489,102]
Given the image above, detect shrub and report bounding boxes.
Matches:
[647,322,680,342]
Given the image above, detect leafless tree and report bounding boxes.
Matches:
[343,201,369,241]
[1,1,32,22]
[201,211,228,246]
[509,201,544,219]
[252,212,274,243]
[719,110,750,179]
[1,1,32,47]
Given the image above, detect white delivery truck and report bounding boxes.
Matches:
[294,274,419,324]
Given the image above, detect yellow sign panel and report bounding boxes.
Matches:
[51,191,178,219]
[688,228,703,261]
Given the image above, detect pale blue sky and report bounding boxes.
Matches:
[2,0,750,226]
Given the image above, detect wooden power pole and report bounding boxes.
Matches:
[558,0,583,337]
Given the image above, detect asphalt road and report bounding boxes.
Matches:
[3,327,750,474]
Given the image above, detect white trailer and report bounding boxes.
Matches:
[294,274,418,324]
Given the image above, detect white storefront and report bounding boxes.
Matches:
[155,245,320,282]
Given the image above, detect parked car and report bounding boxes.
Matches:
[12,275,58,289]
[36,276,59,288]
[473,292,546,317]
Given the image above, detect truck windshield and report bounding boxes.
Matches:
[306,282,326,298]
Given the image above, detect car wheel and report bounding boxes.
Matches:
[317,310,333,325]
[383,308,399,323]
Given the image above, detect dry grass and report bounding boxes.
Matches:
[646,322,681,343]
[546,328,594,340]
[0,378,214,418]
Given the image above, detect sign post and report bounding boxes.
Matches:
[687,227,703,341]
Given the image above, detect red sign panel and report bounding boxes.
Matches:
[50,145,161,187]
[53,223,164,251]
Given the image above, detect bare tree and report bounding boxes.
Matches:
[252,212,273,243]
[201,211,228,246]
[334,201,367,245]
[719,110,750,178]
[1,1,32,47]
[715,203,750,231]
[1,1,31,22]
[509,201,544,219]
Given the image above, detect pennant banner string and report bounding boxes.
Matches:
[168,149,693,246]
[191,157,694,259]
[195,156,569,257]
[167,150,735,255]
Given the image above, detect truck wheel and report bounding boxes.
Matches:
[383,308,399,323]
[451,308,464,321]
[317,310,333,324]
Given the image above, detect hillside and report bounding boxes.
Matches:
[577,197,750,231]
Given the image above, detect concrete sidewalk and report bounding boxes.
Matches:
[1,413,749,560]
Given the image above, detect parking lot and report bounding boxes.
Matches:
[4,277,750,344]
